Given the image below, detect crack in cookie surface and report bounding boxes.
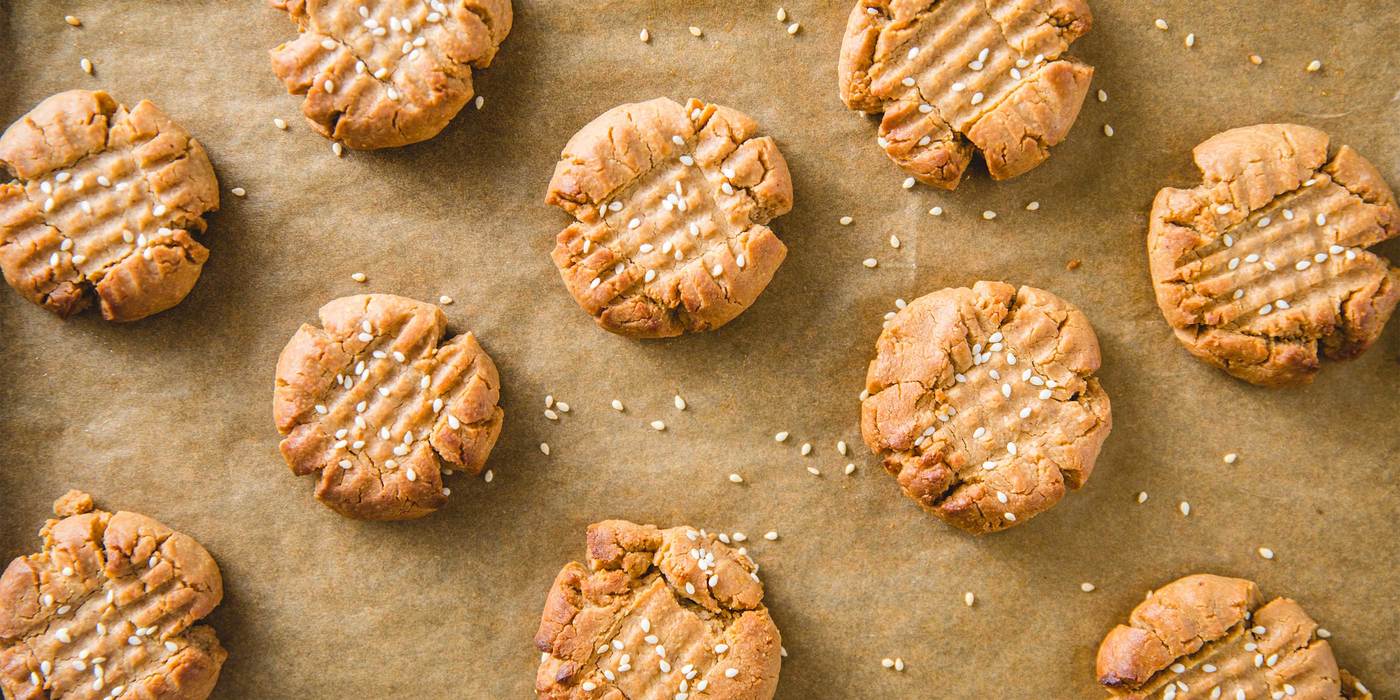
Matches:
[546,97,794,338]
[534,520,782,700]
[1147,123,1400,387]
[269,0,513,149]
[1096,574,1373,700]
[860,281,1111,534]
[0,491,226,700]
[0,90,219,321]
[273,293,503,520]
[838,0,1094,188]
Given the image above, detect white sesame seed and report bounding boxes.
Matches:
[844,463,855,475]
[1137,491,1148,503]
[231,187,247,198]
[929,206,943,216]
[65,15,82,26]
[970,92,984,105]
[1103,124,1115,137]
[889,234,900,249]
[1097,89,1108,102]
[839,216,853,226]
[837,440,847,456]
[729,473,744,483]
[787,22,800,35]
[1179,501,1191,516]
[540,442,551,455]
[776,7,787,21]
[1258,547,1275,560]
[882,658,894,669]
[689,26,703,37]
[982,210,997,220]
[81,57,93,74]
[964,592,975,607]
[1224,452,1238,464]
[774,431,789,442]
[332,142,344,157]
[902,176,916,189]
[1305,59,1322,73]
[351,272,367,283]
[1081,582,1096,592]
[1155,18,1169,30]
[650,420,666,431]
[1184,33,1196,48]
[862,258,878,268]
[639,27,650,43]
[274,117,289,130]
[474,95,484,110]
[724,668,739,678]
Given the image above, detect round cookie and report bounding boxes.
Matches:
[0,89,220,321]
[838,0,1094,189]
[0,491,226,700]
[273,293,504,520]
[1096,574,1373,700]
[1148,123,1400,387]
[860,281,1111,534]
[545,97,794,338]
[534,520,782,700]
[268,0,513,150]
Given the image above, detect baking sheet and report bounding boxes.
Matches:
[2,1,1397,697]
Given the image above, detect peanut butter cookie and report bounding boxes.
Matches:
[860,281,1111,534]
[1148,124,1400,387]
[838,0,1094,188]
[1097,573,1373,700]
[546,97,794,338]
[0,90,219,321]
[0,491,226,700]
[268,0,513,149]
[534,520,782,699]
[273,293,503,520]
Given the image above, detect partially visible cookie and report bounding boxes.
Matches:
[1148,123,1400,387]
[546,97,794,338]
[0,89,220,321]
[838,0,1094,188]
[534,520,782,699]
[1096,573,1372,700]
[273,293,504,520]
[0,491,226,700]
[861,281,1111,534]
[268,0,513,149]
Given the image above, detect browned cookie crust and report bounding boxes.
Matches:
[1096,574,1372,700]
[534,520,782,700]
[273,293,503,520]
[861,281,1111,534]
[0,90,219,321]
[269,0,513,150]
[1148,124,1400,387]
[0,491,226,700]
[546,97,794,338]
[838,0,1094,189]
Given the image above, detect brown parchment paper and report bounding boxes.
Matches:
[2,1,1397,697]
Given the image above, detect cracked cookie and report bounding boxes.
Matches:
[1096,573,1373,700]
[838,0,1094,189]
[0,90,220,321]
[0,490,226,700]
[268,0,512,150]
[860,281,1111,534]
[273,293,503,520]
[1148,124,1400,387]
[534,520,782,700]
[546,97,794,338]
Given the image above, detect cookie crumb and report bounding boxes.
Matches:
[1257,547,1275,560]
[774,431,789,442]
[1136,491,1148,503]
[688,26,703,38]
[1081,582,1096,592]
[350,272,367,283]
[901,176,916,189]
[1103,124,1115,137]
[231,187,247,197]
[844,463,855,475]
[1179,501,1191,516]
[786,22,800,36]
[929,206,944,216]
[65,15,82,26]
[611,399,625,411]
[728,473,744,483]
[273,117,288,130]
[1097,89,1108,102]
[1154,18,1169,30]
[863,257,878,268]
[539,442,551,455]
[1223,452,1239,464]
[1249,54,1263,65]
[673,395,687,411]
[1305,59,1322,73]
[438,295,453,305]
[650,420,666,431]
[981,210,996,220]
[639,28,650,43]
[764,531,778,541]
[888,234,900,249]
[839,215,853,225]
[1026,201,1041,211]
[1184,32,1196,48]
[80,58,93,75]
[964,591,975,607]
[1066,258,1082,271]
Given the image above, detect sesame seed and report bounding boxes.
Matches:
[776,7,786,21]
[764,531,778,541]
[639,27,650,43]
[1080,582,1095,592]
[544,409,559,421]
[1026,201,1041,211]
[806,466,821,476]
[438,295,453,305]
[689,26,703,37]
[774,431,789,442]
[894,658,905,672]
[274,118,288,130]
[332,142,344,157]
[1179,501,1191,516]
[1305,59,1322,72]
[351,272,367,283]
[863,258,878,268]
[321,38,337,50]
[844,463,855,475]
[982,210,996,220]
[970,92,984,105]
[1103,124,1115,137]
[674,395,687,410]
[902,177,916,189]
[65,15,81,26]
[1137,491,1148,503]
[839,216,853,225]
[964,592,975,606]
[1258,547,1275,560]
[1223,452,1238,464]
[1154,18,1169,30]
[800,442,812,456]
[1317,628,1331,638]
[231,187,247,197]
[474,95,484,110]
[1249,54,1263,65]
[837,440,847,455]
[729,473,744,483]
[1184,33,1196,48]
[539,442,550,455]
[889,234,900,249]
[650,420,666,431]
[724,668,739,678]
[882,658,894,669]
[787,22,800,35]
[1097,89,1107,102]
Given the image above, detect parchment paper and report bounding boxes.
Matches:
[2,1,1397,697]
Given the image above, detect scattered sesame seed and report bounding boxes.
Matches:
[776,7,787,21]
[982,210,996,220]
[350,272,367,283]
[787,22,800,35]
[1223,452,1238,464]
[80,58,93,74]
[1081,582,1096,592]
[1316,628,1331,639]
[611,399,625,412]
[674,395,687,410]
[1184,33,1196,48]
[1103,124,1115,137]
[1154,18,1169,30]
[839,215,853,226]
[863,257,878,268]
[1258,547,1275,560]
[837,440,847,455]
[474,95,484,110]
[438,295,453,305]
[806,466,821,476]
[1179,501,1191,516]
[539,442,550,455]
[1137,491,1148,503]
[882,658,894,669]
[929,206,943,216]
[889,234,900,249]
[231,187,247,197]
[65,15,82,26]
[332,142,344,157]
[894,658,905,672]
[1249,54,1263,65]
[844,463,855,475]
[729,473,744,483]
[689,26,703,38]
[774,431,789,442]
[902,177,916,189]
[544,409,559,421]
[1026,201,1041,211]
[764,531,778,541]
[1097,89,1107,102]
[650,420,666,431]
[1305,59,1322,73]
[639,27,650,43]
[964,592,975,607]
[274,117,288,130]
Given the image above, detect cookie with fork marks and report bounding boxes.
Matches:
[274,293,504,520]
[546,97,794,338]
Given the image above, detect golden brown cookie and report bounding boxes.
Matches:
[268,0,513,150]
[534,520,782,700]
[273,293,503,520]
[1148,124,1400,387]
[546,97,794,338]
[838,0,1094,188]
[0,90,220,321]
[860,281,1111,534]
[1096,574,1373,700]
[0,491,226,700]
